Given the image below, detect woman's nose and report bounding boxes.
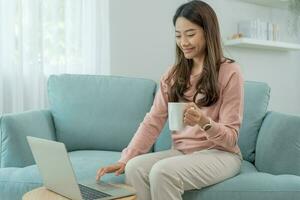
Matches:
[180,37,190,47]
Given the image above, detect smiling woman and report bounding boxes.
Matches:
[175,18,206,62]
[0,0,110,114]
[97,1,244,200]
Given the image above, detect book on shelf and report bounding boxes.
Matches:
[238,19,279,41]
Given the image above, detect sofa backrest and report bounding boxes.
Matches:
[154,81,271,163]
[255,112,300,176]
[48,74,156,152]
[238,81,270,162]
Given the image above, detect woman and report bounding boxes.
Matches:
[96,1,244,199]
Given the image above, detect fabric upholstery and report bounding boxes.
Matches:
[0,167,42,200]
[48,74,156,152]
[0,150,124,200]
[237,81,270,162]
[154,120,172,152]
[255,112,300,176]
[183,171,300,200]
[0,75,299,200]
[0,110,56,168]
[2,154,299,200]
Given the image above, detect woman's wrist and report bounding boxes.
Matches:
[117,161,126,166]
[198,116,213,131]
[198,116,210,127]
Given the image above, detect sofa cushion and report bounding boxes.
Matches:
[67,150,125,183]
[255,112,300,176]
[183,161,300,200]
[154,120,172,152]
[237,81,270,162]
[0,154,256,200]
[48,74,156,151]
[0,110,56,168]
[0,150,124,200]
[0,167,42,200]
[1,154,300,200]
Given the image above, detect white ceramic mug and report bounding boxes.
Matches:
[168,102,187,131]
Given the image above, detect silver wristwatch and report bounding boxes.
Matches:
[202,118,212,131]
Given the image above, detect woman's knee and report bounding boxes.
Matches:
[149,160,177,184]
[125,154,152,179]
[124,157,142,185]
[125,157,141,175]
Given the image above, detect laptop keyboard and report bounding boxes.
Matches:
[79,184,111,200]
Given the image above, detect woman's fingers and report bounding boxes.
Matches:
[184,103,196,112]
[96,167,109,180]
[184,107,202,126]
[183,103,203,126]
[184,103,199,115]
[185,108,198,117]
[96,165,120,180]
[184,114,194,125]
[96,168,105,180]
[184,109,198,120]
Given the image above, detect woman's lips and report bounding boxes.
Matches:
[182,47,194,53]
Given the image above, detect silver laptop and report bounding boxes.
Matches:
[27,136,135,200]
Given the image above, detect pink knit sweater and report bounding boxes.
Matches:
[119,61,244,164]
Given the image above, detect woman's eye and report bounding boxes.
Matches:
[175,35,181,38]
[187,34,195,37]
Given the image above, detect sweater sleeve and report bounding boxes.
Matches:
[205,65,244,149]
[118,74,170,164]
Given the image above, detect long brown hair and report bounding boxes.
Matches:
[167,0,234,107]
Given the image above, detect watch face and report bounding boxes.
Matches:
[204,124,212,131]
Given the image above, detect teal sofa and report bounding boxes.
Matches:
[0,74,300,200]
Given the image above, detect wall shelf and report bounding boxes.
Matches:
[239,0,290,9]
[223,38,300,51]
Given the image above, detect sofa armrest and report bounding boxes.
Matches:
[0,109,56,168]
[255,111,300,176]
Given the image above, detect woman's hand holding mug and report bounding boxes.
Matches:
[183,102,208,127]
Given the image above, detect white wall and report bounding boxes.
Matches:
[109,0,184,81]
[109,0,300,115]
[207,0,300,115]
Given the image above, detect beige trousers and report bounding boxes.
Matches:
[125,149,242,200]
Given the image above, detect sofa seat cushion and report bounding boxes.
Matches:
[67,150,125,183]
[183,161,300,200]
[0,150,124,200]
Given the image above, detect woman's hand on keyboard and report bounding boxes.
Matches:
[96,162,126,181]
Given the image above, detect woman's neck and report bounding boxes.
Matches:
[191,55,205,75]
